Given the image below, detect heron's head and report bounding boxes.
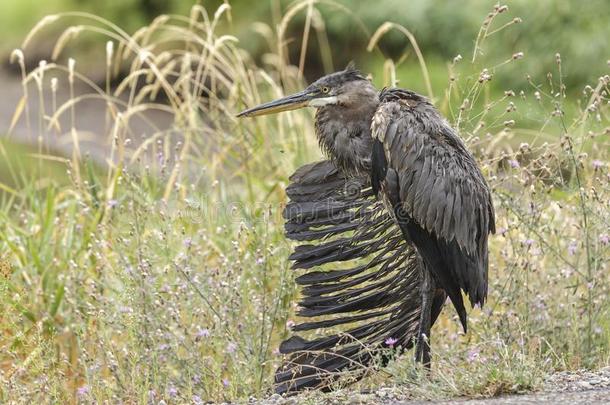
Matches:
[237,65,376,118]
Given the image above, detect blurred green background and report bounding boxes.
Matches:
[1,0,608,94]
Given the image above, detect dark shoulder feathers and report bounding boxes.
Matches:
[371,88,495,330]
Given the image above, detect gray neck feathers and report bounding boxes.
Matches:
[314,83,378,174]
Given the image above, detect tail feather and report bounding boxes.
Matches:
[275,160,441,394]
[292,309,394,331]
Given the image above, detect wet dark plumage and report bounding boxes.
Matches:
[238,66,495,394]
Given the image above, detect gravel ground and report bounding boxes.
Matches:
[425,368,610,404]
[254,368,610,405]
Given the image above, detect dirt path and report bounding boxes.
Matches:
[429,369,610,404]
[387,369,610,404]
[431,389,610,404]
[258,368,610,404]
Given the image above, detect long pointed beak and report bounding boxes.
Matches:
[237,88,316,118]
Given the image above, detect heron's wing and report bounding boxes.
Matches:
[276,160,445,394]
[371,88,495,331]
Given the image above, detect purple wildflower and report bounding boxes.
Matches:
[467,347,480,362]
[76,385,89,397]
[286,320,295,329]
[107,199,118,208]
[226,342,237,354]
[592,160,604,169]
[385,337,398,347]
[524,238,535,246]
[600,234,609,245]
[568,240,577,256]
[534,295,546,310]
[508,159,520,168]
[195,327,210,339]
[167,385,178,398]
[222,378,230,387]
[193,395,204,405]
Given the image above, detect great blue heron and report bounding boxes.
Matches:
[238,65,495,394]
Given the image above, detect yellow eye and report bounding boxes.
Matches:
[321,86,330,94]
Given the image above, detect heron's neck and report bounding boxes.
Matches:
[314,94,378,174]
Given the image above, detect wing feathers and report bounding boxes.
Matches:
[373,88,495,319]
[276,159,429,394]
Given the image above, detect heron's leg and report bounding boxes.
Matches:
[415,255,435,368]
